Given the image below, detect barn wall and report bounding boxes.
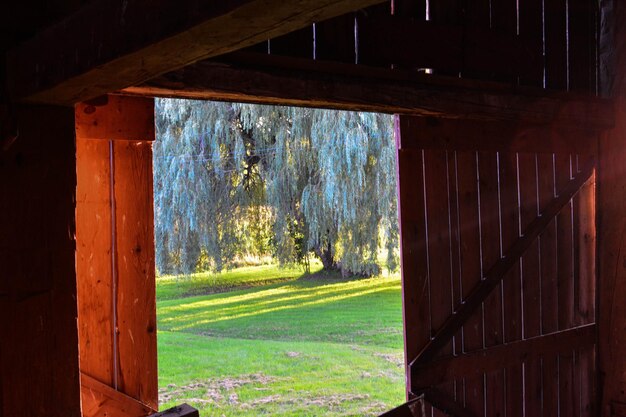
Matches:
[598,2,626,416]
[0,105,81,417]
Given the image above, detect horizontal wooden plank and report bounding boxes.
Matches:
[123,52,613,130]
[149,404,199,417]
[424,388,479,417]
[398,116,598,155]
[410,159,595,365]
[81,372,155,417]
[76,96,155,141]
[7,0,387,105]
[411,324,596,389]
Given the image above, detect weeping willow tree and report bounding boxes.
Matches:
[154,99,398,276]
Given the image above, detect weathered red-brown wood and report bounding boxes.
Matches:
[75,96,157,409]
[398,116,598,155]
[7,0,387,105]
[113,140,157,409]
[499,153,523,417]
[75,95,155,142]
[537,153,560,417]
[379,396,426,417]
[124,52,614,129]
[81,373,156,417]
[478,151,505,417]
[412,324,595,388]
[517,153,543,417]
[396,148,430,396]
[425,388,477,417]
[598,86,626,417]
[454,151,484,415]
[412,158,594,365]
[0,105,81,417]
[422,149,455,408]
[445,151,464,404]
[576,167,596,417]
[76,138,115,387]
[555,154,576,416]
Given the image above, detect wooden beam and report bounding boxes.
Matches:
[411,324,596,390]
[398,115,597,155]
[81,372,156,417]
[75,96,155,141]
[6,0,387,105]
[123,52,614,130]
[411,159,595,366]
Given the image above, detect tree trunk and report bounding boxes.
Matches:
[314,240,336,270]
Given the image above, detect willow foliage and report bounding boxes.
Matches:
[154,99,398,276]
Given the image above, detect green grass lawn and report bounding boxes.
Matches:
[157,266,405,416]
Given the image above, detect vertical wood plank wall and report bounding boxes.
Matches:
[0,105,81,417]
[76,95,158,413]
[244,0,598,95]
[397,116,597,417]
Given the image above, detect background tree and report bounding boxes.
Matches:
[154,99,398,276]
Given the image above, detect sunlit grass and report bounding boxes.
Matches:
[157,266,405,416]
[156,262,322,300]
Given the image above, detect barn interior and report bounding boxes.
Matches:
[1,1,626,416]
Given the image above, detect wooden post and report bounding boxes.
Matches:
[598,3,626,416]
[598,95,626,417]
[0,105,81,417]
[76,95,158,414]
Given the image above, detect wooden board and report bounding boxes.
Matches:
[598,94,626,413]
[397,148,431,395]
[75,96,155,142]
[453,151,484,415]
[516,153,543,417]
[0,104,81,417]
[478,151,505,417]
[76,138,115,387]
[113,140,158,409]
[81,373,156,417]
[499,153,523,417]
[422,149,456,410]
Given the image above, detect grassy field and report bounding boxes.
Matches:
[157,266,405,416]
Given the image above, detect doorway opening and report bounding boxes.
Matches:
[153,98,405,416]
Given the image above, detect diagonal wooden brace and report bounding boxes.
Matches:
[410,159,595,367]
